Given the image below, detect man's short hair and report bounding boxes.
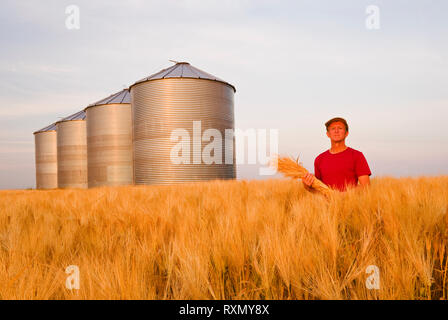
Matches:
[325,117,349,132]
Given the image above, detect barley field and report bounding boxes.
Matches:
[0,176,447,300]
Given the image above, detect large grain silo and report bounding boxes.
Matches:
[85,89,133,188]
[130,61,236,185]
[56,110,88,189]
[33,123,58,189]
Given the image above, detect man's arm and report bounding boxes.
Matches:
[355,152,371,189]
[358,175,370,187]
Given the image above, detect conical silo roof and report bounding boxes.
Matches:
[33,122,57,134]
[85,89,131,110]
[131,62,236,92]
[57,110,86,123]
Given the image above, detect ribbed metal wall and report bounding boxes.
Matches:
[131,78,235,185]
[56,120,88,188]
[34,131,58,189]
[86,104,133,187]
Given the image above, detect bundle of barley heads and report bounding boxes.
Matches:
[270,155,332,196]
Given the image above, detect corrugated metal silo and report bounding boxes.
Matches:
[85,89,133,188]
[33,123,58,189]
[130,62,236,185]
[56,111,88,189]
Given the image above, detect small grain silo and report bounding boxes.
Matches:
[85,89,133,188]
[130,61,236,185]
[56,110,88,189]
[33,123,58,189]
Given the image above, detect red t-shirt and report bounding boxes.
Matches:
[314,147,371,192]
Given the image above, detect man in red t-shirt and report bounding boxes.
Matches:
[302,117,371,192]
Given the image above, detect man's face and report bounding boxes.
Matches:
[326,121,348,142]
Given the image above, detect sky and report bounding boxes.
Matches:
[0,0,447,189]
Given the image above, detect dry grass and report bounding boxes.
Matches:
[0,177,447,300]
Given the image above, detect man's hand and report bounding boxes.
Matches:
[302,172,315,188]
